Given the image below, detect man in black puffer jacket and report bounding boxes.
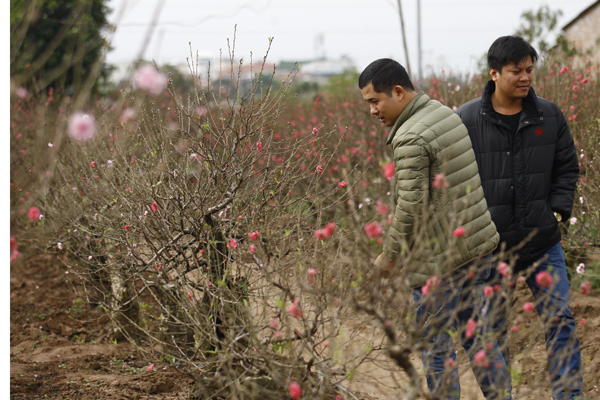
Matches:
[457,36,583,400]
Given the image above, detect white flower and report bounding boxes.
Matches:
[57,243,63,250]
[48,143,53,147]
[580,197,584,204]
[570,217,577,225]
[576,263,585,274]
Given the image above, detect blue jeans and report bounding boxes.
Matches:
[488,242,584,400]
[413,255,512,400]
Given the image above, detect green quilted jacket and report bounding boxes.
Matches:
[384,92,499,288]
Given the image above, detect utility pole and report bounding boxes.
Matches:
[396,0,411,76]
[417,0,422,88]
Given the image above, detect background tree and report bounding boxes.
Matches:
[10,0,114,96]
[514,5,563,58]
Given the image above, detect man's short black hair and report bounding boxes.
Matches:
[487,35,538,72]
[358,58,414,95]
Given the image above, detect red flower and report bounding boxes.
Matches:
[91,161,96,167]
[523,302,534,313]
[535,271,553,288]
[227,239,238,249]
[338,181,347,188]
[248,231,260,241]
[383,162,394,179]
[314,222,336,240]
[125,225,130,231]
[151,202,158,211]
[249,244,256,254]
[364,221,383,239]
[257,142,262,150]
[316,165,323,174]
[27,206,40,221]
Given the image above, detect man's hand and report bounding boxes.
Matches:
[374,252,395,278]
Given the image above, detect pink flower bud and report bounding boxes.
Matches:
[453,226,465,237]
[289,382,302,399]
[523,302,534,313]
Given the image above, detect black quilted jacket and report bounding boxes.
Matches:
[456,80,579,263]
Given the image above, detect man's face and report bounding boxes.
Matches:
[360,83,405,127]
[490,56,534,101]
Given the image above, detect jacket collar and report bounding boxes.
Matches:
[480,79,542,120]
[386,91,428,145]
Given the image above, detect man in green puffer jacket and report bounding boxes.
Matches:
[359,58,511,400]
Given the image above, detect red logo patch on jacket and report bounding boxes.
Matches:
[535,128,544,136]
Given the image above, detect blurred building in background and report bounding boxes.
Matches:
[561,0,600,67]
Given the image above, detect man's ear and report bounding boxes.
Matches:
[392,85,405,101]
[490,68,499,82]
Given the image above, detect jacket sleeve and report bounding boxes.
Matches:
[383,133,431,262]
[548,107,579,220]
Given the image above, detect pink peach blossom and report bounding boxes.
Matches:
[288,298,303,318]
[498,262,510,277]
[465,318,477,338]
[383,162,395,179]
[134,65,167,94]
[433,173,450,189]
[535,271,553,288]
[474,350,489,368]
[483,286,494,297]
[364,221,383,239]
[67,112,96,141]
[375,200,389,216]
[28,206,40,221]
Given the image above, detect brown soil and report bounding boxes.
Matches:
[10,254,600,399]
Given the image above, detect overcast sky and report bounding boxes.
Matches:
[105,0,594,76]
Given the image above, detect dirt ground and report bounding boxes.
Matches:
[9,253,600,399]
